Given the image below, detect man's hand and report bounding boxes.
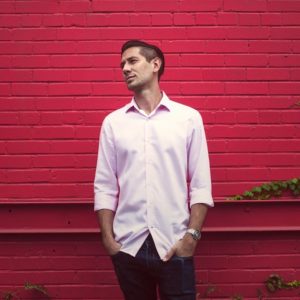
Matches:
[102,237,122,256]
[163,234,197,261]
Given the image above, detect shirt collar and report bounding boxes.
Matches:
[125,91,172,114]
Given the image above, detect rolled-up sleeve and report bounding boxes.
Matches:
[94,117,119,212]
[187,112,214,208]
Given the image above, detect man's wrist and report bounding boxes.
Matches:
[186,228,201,241]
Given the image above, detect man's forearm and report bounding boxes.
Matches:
[97,208,115,241]
[188,203,208,231]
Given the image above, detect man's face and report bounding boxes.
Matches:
[121,47,157,91]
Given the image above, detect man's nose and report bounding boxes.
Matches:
[122,62,131,75]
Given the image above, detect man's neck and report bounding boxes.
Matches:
[134,86,162,115]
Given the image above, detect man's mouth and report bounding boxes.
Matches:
[126,75,135,82]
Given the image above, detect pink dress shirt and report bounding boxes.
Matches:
[94,92,214,259]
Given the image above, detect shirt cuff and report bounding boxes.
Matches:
[94,193,118,212]
[190,189,214,208]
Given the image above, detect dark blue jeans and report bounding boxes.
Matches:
[111,235,196,300]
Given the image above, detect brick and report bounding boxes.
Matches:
[33,69,70,82]
[181,54,224,66]
[248,40,291,53]
[0,97,36,111]
[92,82,129,96]
[62,112,84,124]
[75,41,121,54]
[19,112,40,125]
[12,83,48,96]
[290,69,300,80]
[32,126,75,139]
[48,83,91,96]
[164,68,203,81]
[206,40,249,53]
[226,27,269,39]
[225,82,269,95]
[43,14,65,27]
[225,55,268,66]
[0,112,19,124]
[247,68,289,80]
[15,1,60,13]
[0,14,22,27]
[142,27,187,39]
[50,141,97,153]
[40,112,63,125]
[214,111,236,124]
[35,98,74,111]
[270,140,300,152]
[21,14,42,27]
[60,1,91,13]
[0,2,15,13]
[75,154,97,168]
[235,111,259,124]
[6,169,51,183]
[33,42,76,54]
[0,126,31,140]
[227,139,270,152]
[64,14,88,27]
[0,70,32,82]
[0,155,32,168]
[269,82,300,95]
[86,14,108,26]
[0,28,11,40]
[282,13,300,25]
[268,0,300,12]
[32,155,76,168]
[238,13,261,25]
[269,55,300,66]
[195,13,217,25]
[162,40,205,53]
[129,13,151,26]
[261,13,282,25]
[50,169,94,183]
[6,141,50,154]
[173,13,196,25]
[12,28,57,41]
[270,27,300,39]
[135,1,179,12]
[0,42,32,54]
[57,28,100,40]
[50,55,92,67]
[224,0,267,11]
[70,69,114,82]
[180,82,225,95]
[178,0,222,12]
[0,57,11,69]
[187,27,226,39]
[92,1,135,12]
[107,13,130,26]
[281,111,300,123]
[151,13,173,26]
[203,68,246,81]
[0,84,11,96]
[75,126,100,139]
[217,12,238,25]
[12,55,50,68]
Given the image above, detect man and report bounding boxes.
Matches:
[94,40,214,300]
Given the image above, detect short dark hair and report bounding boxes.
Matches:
[121,40,165,80]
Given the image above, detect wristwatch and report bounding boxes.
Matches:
[186,228,201,241]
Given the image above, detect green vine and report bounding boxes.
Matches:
[1,282,49,300]
[265,274,300,292]
[228,177,300,200]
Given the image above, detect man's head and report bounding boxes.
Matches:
[120,40,165,91]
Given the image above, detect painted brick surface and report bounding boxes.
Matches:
[0,0,300,201]
[1,1,300,299]
[0,232,300,299]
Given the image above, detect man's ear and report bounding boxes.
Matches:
[152,57,162,74]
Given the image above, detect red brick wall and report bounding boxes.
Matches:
[1,231,300,299]
[1,0,300,202]
[1,1,300,299]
